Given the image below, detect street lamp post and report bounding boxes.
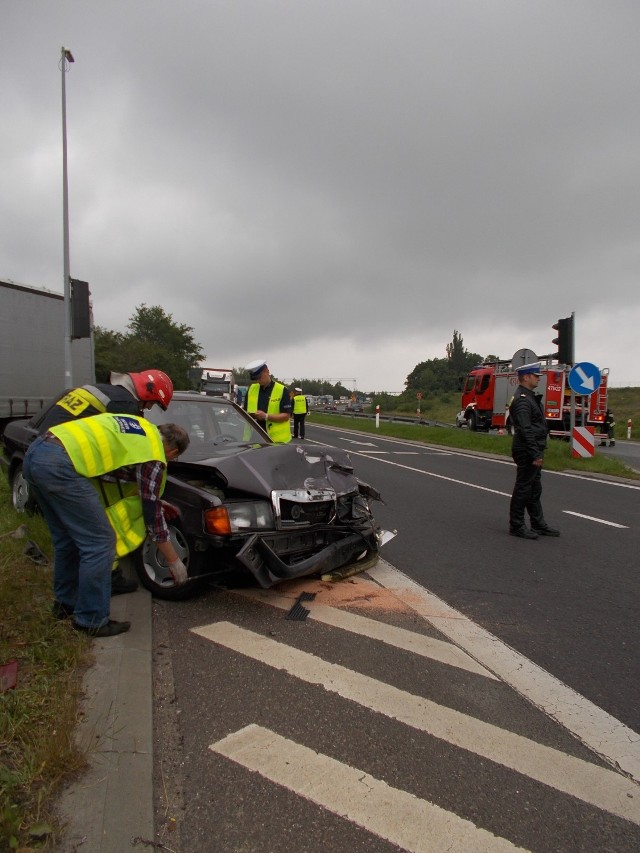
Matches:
[61,46,74,387]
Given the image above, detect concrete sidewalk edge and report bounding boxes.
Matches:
[55,585,154,852]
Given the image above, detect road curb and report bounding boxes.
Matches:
[55,584,153,852]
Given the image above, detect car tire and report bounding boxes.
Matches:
[133,524,205,601]
[10,463,37,513]
[467,412,477,432]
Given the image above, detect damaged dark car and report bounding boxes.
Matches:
[2,392,387,600]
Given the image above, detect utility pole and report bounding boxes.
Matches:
[61,46,75,387]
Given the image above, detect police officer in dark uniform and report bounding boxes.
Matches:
[509,362,560,539]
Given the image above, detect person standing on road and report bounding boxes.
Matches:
[23,413,190,636]
[244,359,292,443]
[292,387,308,439]
[31,369,174,595]
[508,362,560,540]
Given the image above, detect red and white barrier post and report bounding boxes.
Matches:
[572,426,595,459]
[375,404,380,429]
[628,419,633,440]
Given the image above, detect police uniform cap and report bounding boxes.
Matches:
[245,359,267,379]
[294,387,302,393]
[516,362,542,376]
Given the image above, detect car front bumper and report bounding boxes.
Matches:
[235,529,378,588]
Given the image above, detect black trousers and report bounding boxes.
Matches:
[293,413,306,438]
[509,451,545,530]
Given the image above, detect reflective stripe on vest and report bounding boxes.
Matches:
[54,384,111,419]
[50,413,165,477]
[92,479,148,557]
[293,395,307,414]
[246,382,291,443]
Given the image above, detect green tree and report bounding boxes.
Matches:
[94,305,205,389]
[399,331,483,404]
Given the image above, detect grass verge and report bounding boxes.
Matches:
[0,477,91,851]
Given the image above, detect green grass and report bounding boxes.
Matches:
[0,479,91,850]
[309,410,639,480]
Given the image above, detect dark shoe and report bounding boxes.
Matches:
[509,527,539,540]
[532,526,560,537]
[73,619,131,637]
[111,567,138,595]
[52,600,74,620]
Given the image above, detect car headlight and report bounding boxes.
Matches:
[204,501,273,535]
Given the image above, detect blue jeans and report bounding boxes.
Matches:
[23,435,115,629]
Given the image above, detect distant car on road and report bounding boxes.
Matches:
[1,393,387,601]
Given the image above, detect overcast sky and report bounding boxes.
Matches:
[3,1,639,392]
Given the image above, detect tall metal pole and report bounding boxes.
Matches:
[61,46,74,387]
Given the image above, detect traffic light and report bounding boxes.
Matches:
[552,316,574,365]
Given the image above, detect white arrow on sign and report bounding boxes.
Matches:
[575,365,595,391]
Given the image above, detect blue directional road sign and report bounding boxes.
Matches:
[568,362,601,396]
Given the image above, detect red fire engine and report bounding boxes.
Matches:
[457,354,609,438]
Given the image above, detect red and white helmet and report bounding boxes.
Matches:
[129,370,174,410]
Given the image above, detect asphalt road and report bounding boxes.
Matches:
[152,426,640,852]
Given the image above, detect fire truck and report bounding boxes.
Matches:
[456,350,609,439]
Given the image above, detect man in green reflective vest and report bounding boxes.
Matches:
[23,414,190,637]
[244,359,292,443]
[32,368,174,595]
[292,387,308,440]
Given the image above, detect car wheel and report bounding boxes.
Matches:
[467,412,477,432]
[10,463,36,513]
[134,524,204,601]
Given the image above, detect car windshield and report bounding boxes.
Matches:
[146,396,269,456]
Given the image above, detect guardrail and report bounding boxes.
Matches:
[310,408,457,430]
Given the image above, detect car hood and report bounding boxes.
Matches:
[173,442,370,499]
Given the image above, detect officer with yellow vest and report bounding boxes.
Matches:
[23,413,189,637]
[33,369,174,595]
[244,359,292,443]
[292,386,308,439]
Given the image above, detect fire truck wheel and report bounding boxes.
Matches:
[467,412,477,431]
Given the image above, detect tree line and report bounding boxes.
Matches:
[95,307,483,407]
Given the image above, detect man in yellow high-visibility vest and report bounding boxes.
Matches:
[292,387,308,440]
[244,359,292,443]
[23,414,189,637]
[33,368,174,596]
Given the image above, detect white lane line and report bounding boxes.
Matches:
[347,452,513,496]
[233,588,497,679]
[211,724,527,853]
[192,622,640,824]
[371,560,640,783]
[563,511,628,528]
[312,424,640,489]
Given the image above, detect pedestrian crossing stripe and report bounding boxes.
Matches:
[233,588,497,679]
[192,621,640,825]
[211,724,528,853]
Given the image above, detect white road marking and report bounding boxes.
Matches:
[192,621,640,824]
[312,423,640,489]
[211,724,528,853]
[233,588,497,679]
[372,561,640,783]
[563,510,628,528]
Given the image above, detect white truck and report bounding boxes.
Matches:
[0,279,94,432]
[197,367,236,400]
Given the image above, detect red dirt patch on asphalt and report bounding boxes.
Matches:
[276,574,413,614]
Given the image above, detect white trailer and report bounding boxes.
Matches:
[0,279,94,429]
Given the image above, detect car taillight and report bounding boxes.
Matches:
[204,507,232,535]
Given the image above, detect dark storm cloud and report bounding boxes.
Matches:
[2,1,639,389]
